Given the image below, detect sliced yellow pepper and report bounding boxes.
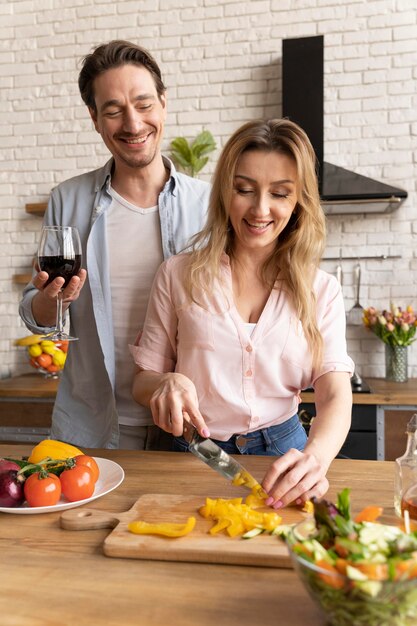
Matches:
[128,516,196,537]
[302,500,314,514]
[28,439,84,463]
[225,516,246,537]
[199,497,282,537]
[232,471,268,500]
[209,518,231,535]
[245,493,267,509]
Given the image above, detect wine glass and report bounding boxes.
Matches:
[38,226,82,342]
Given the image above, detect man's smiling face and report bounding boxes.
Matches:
[89,63,167,171]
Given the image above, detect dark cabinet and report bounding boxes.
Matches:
[299,402,377,460]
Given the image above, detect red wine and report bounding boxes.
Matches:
[39,254,82,287]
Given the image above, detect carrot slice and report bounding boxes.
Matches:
[354,505,383,523]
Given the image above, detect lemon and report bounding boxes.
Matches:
[52,351,66,367]
[40,340,58,355]
[28,344,42,358]
[42,345,58,355]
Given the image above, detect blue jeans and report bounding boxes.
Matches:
[172,414,307,456]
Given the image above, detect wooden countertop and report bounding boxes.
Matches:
[1,374,417,405]
[301,377,417,405]
[0,373,58,399]
[0,446,401,626]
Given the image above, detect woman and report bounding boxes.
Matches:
[131,119,353,507]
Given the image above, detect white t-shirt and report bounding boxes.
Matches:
[245,322,257,336]
[107,187,163,426]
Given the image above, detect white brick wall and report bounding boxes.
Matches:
[2,0,417,380]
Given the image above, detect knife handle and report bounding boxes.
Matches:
[182,418,201,445]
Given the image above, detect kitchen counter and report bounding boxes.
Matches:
[300,377,417,461]
[300,377,417,405]
[0,373,56,442]
[0,446,401,626]
[0,373,57,398]
[1,375,417,456]
[2,373,416,405]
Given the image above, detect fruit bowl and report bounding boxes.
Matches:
[15,335,68,379]
[287,521,417,626]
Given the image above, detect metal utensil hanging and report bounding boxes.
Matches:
[335,249,343,288]
[346,262,364,325]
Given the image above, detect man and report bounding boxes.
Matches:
[19,41,210,449]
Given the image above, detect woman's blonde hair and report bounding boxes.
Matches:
[186,118,327,368]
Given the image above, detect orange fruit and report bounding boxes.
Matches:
[36,353,53,368]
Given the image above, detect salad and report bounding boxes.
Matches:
[286,489,417,626]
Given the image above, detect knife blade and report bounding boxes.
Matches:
[182,422,267,498]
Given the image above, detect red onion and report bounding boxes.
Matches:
[0,470,24,507]
[0,459,20,472]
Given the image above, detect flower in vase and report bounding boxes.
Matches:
[363,303,417,347]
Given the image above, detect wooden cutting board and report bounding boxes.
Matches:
[60,493,310,568]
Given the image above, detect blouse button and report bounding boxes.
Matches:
[246,345,253,352]
[245,369,253,377]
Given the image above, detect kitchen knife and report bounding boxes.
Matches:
[182,422,267,498]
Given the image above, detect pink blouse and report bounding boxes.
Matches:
[131,253,354,441]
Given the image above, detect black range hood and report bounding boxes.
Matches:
[282,35,407,215]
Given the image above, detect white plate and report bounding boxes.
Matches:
[0,457,124,514]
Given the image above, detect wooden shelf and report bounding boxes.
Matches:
[25,202,47,216]
[14,202,47,286]
[13,273,31,285]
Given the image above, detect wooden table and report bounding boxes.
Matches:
[0,445,399,626]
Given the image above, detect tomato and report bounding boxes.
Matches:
[74,455,100,483]
[60,465,95,502]
[24,472,62,507]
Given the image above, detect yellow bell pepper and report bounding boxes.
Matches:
[128,517,196,537]
[209,518,231,535]
[28,439,84,463]
[245,493,268,509]
[232,470,268,500]
[302,500,314,515]
[199,497,282,537]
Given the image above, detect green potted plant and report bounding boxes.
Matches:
[169,129,216,177]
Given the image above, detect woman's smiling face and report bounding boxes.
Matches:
[229,149,299,258]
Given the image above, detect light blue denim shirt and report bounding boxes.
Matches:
[19,157,210,448]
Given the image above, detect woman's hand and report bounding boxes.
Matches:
[261,371,351,508]
[146,372,210,438]
[261,448,329,509]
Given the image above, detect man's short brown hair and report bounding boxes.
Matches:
[78,40,166,111]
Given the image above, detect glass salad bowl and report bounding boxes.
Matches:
[289,547,417,626]
[286,496,417,626]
